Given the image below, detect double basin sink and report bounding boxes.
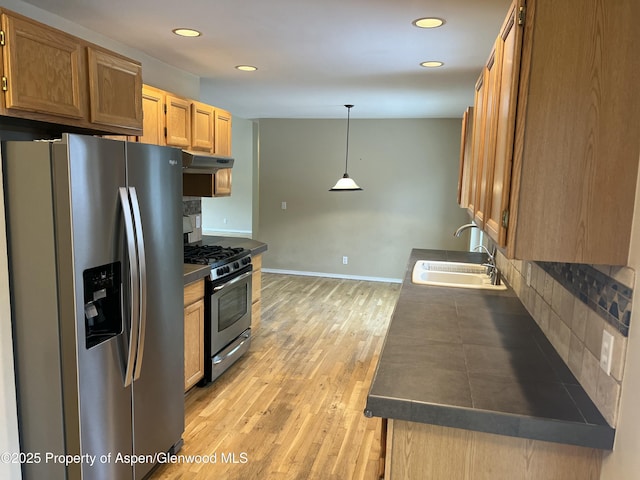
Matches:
[411,260,507,291]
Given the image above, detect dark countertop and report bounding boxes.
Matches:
[183,236,268,285]
[365,248,615,450]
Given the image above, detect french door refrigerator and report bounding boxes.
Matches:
[3,134,184,480]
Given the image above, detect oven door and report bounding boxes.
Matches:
[210,265,252,354]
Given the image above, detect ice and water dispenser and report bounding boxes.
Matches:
[83,262,122,348]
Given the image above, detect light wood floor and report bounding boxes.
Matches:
[150,273,400,480]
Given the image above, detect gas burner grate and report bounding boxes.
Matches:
[184,245,247,266]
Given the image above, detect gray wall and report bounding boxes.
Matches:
[257,118,470,281]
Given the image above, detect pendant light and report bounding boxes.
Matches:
[330,104,363,191]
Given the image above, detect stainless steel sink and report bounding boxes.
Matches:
[411,260,507,290]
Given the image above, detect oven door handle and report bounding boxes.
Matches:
[212,270,252,292]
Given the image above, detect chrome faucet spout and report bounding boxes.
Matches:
[453,223,478,237]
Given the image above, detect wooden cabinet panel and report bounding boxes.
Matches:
[87,46,142,129]
[473,47,501,229]
[457,107,474,208]
[214,108,232,156]
[484,6,522,247]
[184,279,205,392]
[1,12,85,119]
[191,101,214,152]
[214,168,232,197]
[166,94,191,148]
[138,85,165,145]
[467,73,485,219]
[507,0,640,264]
[184,298,204,391]
[386,420,602,480]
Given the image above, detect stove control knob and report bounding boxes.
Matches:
[225,266,231,274]
[216,268,224,276]
[233,261,240,269]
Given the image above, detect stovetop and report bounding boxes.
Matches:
[184,244,252,281]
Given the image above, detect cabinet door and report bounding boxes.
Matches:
[457,106,474,208]
[1,12,85,119]
[166,94,191,147]
[139,85,165,145]
[214,168,232,197]
[467,72,486,220]
[87,46,142,130]
[214,108,232,156]
[484,4,523,246]
[474,45,501,228]
[191,101,214,152]
[184,299,205,391]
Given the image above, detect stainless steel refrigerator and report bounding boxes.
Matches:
[3,134,184,480]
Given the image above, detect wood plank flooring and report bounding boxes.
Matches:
[150,273,400,480]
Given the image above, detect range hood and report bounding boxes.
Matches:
[182,150,234,174]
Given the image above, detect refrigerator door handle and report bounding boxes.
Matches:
[119,187,140,388]
[129,187,147,381]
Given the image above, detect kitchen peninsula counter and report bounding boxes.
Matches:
[366,249,614,452]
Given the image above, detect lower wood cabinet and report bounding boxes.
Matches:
[384,419,602,480]
[184,279,205,392]
[251,253,262,332]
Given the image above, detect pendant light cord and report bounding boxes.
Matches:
[344,104,353,174]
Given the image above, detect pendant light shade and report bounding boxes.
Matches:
[330,104,363,191]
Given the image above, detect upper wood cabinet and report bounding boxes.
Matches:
[483,8,521,247]
[457,106,473,208]
[466,73,486,219]
[87,46,142,130]
[138,84,234,197]
[138,84,165,145]
[0,8,142,135]
[214,108,232,156]
[165,94,191,148]
[191,101,214,152]
[463,0,640,265]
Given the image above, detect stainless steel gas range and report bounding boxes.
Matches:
[184,244,252,384]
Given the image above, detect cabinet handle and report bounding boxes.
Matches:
[0,30,5,46]
[2,77,7,92]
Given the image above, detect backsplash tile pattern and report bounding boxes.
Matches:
[537,262,633,336]
[182,198,201,216]
[495,252,635,427]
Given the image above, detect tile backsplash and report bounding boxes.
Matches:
[182,198,202,243]
[495,252,635,427]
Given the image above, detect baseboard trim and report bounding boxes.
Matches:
[261,268,402,284]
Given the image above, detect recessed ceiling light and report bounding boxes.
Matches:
[172,28,201,37]
[420,61,444,68]
[235,65,258,72]
[413,17,445,29]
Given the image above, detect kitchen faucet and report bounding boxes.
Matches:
[472,244,502,286]
[453,223,479,237]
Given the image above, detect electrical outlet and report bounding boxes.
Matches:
[342,256,348,265]
[526,262,532,287]
[600,330,614,376]
[223,218,228,224]
[281,201,287,210]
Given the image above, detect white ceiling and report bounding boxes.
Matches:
[22,0,511,119]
